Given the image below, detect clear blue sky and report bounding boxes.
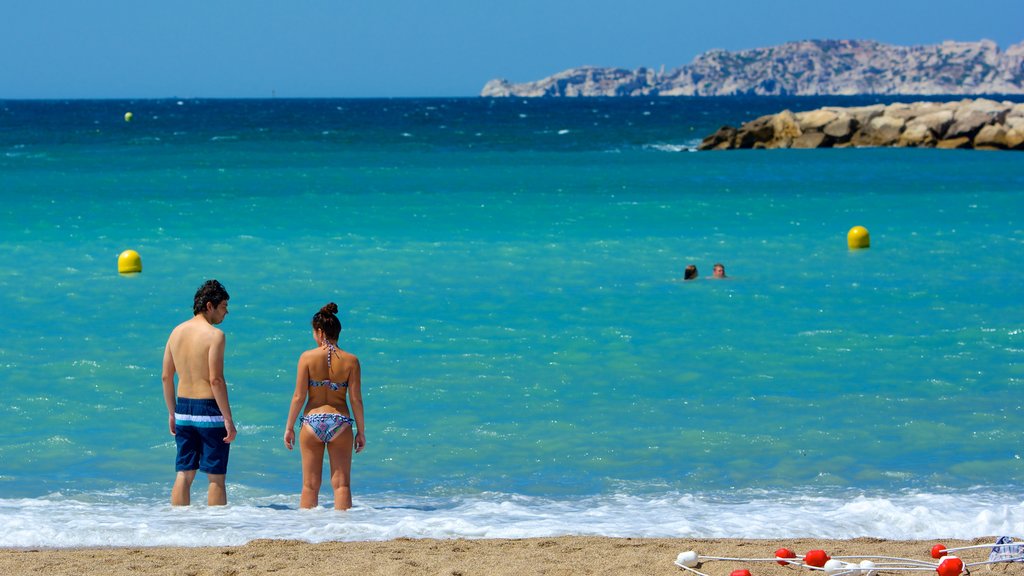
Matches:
[3,0,1023,98]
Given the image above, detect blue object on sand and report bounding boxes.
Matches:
[989,536,1024,563]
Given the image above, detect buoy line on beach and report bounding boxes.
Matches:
[675,538,1024,576]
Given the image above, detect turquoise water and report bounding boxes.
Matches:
[1,98,1023,545]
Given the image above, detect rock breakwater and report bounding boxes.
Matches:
[698,99,1024,150]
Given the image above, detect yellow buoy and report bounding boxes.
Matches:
[118,249,142,274]
[124,112,133,122]
[847,226,870,249]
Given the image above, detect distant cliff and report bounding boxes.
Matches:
[481,39,1024,97]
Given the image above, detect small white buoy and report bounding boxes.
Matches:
[824,559,847,575]
[676,551,699,567]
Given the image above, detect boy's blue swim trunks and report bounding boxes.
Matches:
[174,397,230,475]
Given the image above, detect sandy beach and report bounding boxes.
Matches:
[1,536,1019,576]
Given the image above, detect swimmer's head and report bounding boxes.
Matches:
[684,265,698,280]
[193,279,230,315]
[713,263,726,278]
[312,302,342,341]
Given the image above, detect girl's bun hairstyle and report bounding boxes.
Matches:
[312,302,342,340]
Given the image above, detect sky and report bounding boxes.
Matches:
[2,0,1023,99]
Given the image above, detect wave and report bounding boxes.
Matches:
[3,488,1023,547]
[643,142,700,153]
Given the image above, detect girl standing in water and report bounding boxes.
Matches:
[284,303,366,509]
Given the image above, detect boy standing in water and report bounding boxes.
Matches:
[162,280,236,506]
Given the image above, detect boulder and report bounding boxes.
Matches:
[890,101,947,120]
[905,110,954,138]
[851,114,905,146]
[766,110,803,148]
[792,131,831,149]
[1005,128,1024,150]
[735,115,776,148]
[699,125,738,150]
[936,137,972,149]
[822,114,858,141]
[796,109,838,131]
[842,104,886,127]
[898,122,937,147]
[1005,116,1024,130]
[947,110,996,139]
[974,124,1009,149]
[947,99,1010,138]
[965,98,1009,113]
[884,102,921,120]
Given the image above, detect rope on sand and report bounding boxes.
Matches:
[674,537,1024,576]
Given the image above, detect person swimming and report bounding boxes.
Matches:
[284,303,366,510]
[684,264,698,280]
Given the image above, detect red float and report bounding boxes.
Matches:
[931,544,948,559]
[804,550,831,568]
[731,570,752,576]
[936,556,963,576]
[776,548,797,566]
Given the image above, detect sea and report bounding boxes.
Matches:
[1,96,1023,548]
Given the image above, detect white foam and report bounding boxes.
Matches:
[2,489,1023,547]
[643,142,698,153]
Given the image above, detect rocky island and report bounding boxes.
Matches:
[481,39,1024,97]
[698,98,1024,150]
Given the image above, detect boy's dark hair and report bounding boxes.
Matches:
[193,279,230,315]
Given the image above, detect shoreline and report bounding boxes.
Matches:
[2,536,1019,576]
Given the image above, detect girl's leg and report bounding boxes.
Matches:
[299,425,326,508]
[326,426,354,510]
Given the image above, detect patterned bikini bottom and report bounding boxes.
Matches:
[300,413,354,443]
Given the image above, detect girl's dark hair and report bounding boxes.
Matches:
[193,279,230,315]
[312,302,342,340]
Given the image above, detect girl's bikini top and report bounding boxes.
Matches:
[309,378,348,390]
[309,341,348,390]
